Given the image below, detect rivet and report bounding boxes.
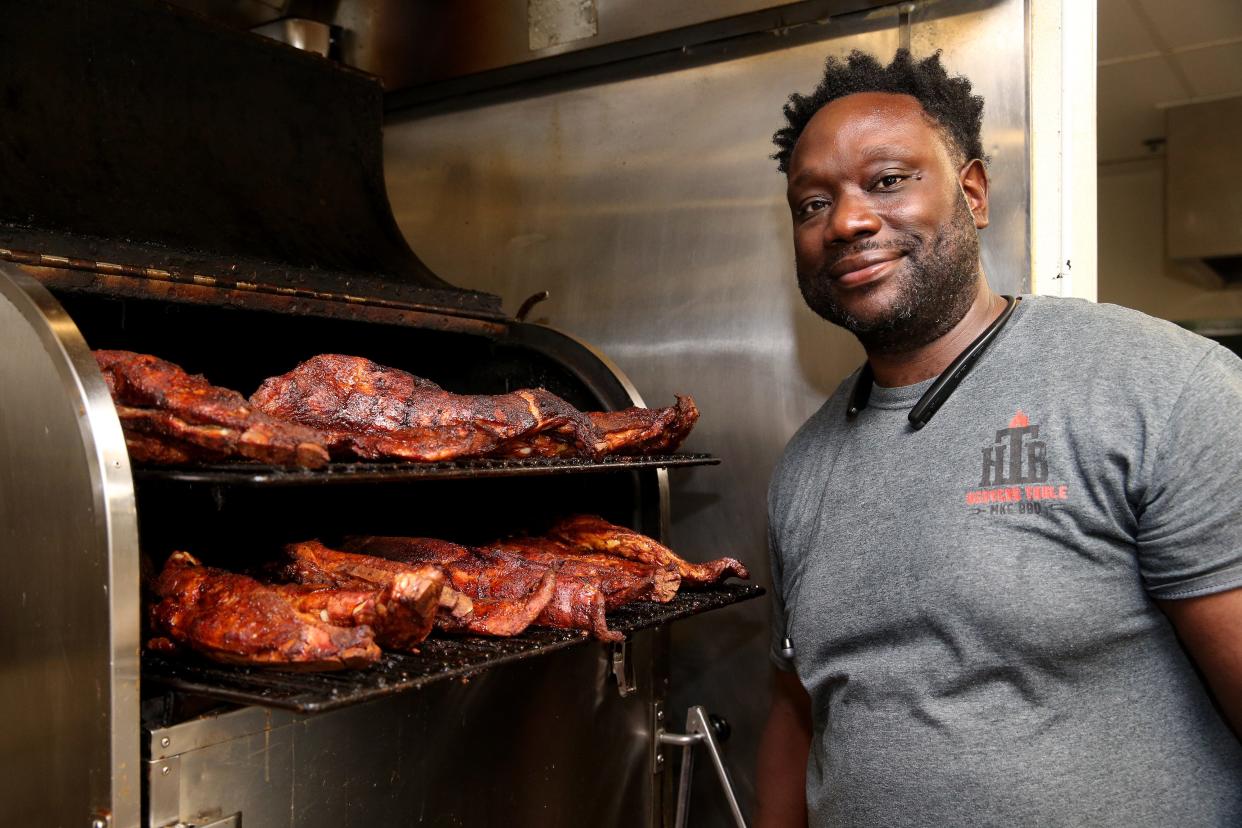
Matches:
[161,766,170,776]
[160,737,170,748]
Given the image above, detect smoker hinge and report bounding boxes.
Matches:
[610,639,636,697]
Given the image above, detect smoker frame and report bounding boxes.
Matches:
[3,261,760,828]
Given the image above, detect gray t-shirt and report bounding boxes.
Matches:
[768,295,1242,826]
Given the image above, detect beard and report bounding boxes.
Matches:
[796,194,982,355]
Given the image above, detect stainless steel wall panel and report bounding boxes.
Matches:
[383,1,1028,821]
[0,266,140,827]
[332,0,893,94]
[910,0,1030,295]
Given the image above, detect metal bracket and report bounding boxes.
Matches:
[656,705,746,828]
[147,755,181,828]
[610,639,636,698]
[651,700,667,775]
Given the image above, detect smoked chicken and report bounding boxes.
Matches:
[345,536,626,642]
[547,515,749,586]
[148,551,382,669]
[95,350,331,468]
[285,540,558,638]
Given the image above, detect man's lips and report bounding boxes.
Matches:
[828,251,906,287]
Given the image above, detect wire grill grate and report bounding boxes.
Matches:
[133,453,719,487]
[143,584,762,712]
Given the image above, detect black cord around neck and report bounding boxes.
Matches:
[846,295,1020,430]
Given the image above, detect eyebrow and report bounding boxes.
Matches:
[859,143,918,162]
[789,144,921,187]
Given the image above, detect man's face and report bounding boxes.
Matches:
[785,92,988,354]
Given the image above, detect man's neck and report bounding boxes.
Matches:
[866,282,1006,388]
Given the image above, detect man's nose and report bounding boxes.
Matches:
[824,191,881,245]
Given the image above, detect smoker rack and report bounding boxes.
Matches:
[134,453,719,487]
[145,585,763,713]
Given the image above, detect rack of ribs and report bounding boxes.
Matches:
[250,354,608,462]
[95,350,331,468]
[148,551,381,669]
[547,515,749,586]
[344,536,628,642]
[285,540,558,639]
[590,395,699,455]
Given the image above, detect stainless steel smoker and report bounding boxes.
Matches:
[0,2,759,825]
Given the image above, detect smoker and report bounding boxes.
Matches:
[0,2,759,826]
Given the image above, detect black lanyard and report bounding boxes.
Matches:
[846,295,1020,430]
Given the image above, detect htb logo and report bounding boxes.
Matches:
[980,411,1048,486]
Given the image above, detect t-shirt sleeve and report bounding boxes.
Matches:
[768,523,797,672]
[1137,345,1242,600]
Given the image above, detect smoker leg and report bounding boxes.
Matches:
[658,705,746,828]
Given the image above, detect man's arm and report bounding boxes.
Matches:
[755,668,812,828]
[1158,586,1242,739]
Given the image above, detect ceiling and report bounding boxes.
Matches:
[1098,0,1242,164]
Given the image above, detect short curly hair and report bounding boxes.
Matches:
[772,49,985,174]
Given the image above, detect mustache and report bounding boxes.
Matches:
[813,238,917,279]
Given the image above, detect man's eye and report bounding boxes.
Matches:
[798,198,830,217]
[875,174,908,190]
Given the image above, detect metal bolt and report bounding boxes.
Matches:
[160,736,171,748]
[161,766,171,776]
[657,710,664,721]
[90,819,107,828]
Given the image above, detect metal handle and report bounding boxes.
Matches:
[657,705,747,828]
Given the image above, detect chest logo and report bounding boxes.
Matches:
[964,411,1069,515]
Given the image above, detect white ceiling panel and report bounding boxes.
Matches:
[1172,41,1242,100]
[1098,56,1187,161]
[1133,0,1242,51]
[1098,0,1160,62]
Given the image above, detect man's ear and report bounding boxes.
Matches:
[958,159,989,229]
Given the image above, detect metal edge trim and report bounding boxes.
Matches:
[0,265,141,828]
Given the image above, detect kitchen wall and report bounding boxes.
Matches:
[382,0,1028,820]
[1098,157,1242,321]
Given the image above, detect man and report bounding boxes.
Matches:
[757,50,1242,827]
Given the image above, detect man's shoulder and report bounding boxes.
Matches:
[1018,295,1221,371]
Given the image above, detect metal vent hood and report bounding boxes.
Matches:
[1166,95,1242,287]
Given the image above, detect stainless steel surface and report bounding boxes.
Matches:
[148,713,296,828]
[909,0,1030,294]
[662,706,747,828]
[612,639,638,697]
[147,755,182,828]
[0,265,141,827]
[149,632,660,827]
[149,707,297,762]
[328,0,893,97]
[251,17,335,57]
[383,1,1030,821]
[1165,95,1242,285]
